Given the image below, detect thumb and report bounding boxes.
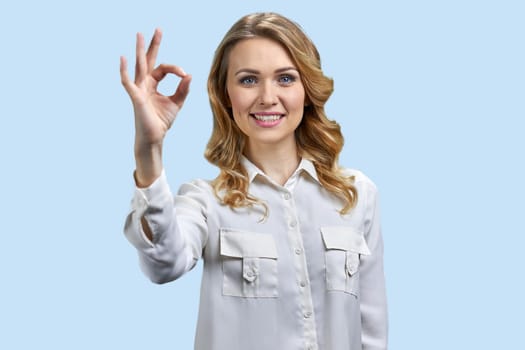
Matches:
[170,74,192,107]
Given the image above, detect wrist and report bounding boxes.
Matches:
[134,143,163,188]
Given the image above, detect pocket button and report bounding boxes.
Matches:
[243,267,258,283]
[346,255,359,276]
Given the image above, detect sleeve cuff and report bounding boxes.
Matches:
[133,170,169,211]
[128,169,171,247]
[133,169,170,203]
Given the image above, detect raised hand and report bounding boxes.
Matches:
[120,29,192,186]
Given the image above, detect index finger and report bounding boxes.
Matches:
[150,63,187,82]
[146,28,162,72]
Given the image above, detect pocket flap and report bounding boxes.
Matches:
[220,229,278,259]
[321,226,371,255]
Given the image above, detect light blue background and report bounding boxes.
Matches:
[1,0,523,349]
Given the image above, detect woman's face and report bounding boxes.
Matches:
[226,37,306,152]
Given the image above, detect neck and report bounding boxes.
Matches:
[244,140,300,186]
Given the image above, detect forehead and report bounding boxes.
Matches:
[227,37,296,72]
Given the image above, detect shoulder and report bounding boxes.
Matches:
[176,178,215,199]
[341,168,381,231]
[178,178,212,191]
[174,179,215,212]
[340,167,380,214]
[340,167,378,192]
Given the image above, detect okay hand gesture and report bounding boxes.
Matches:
[120,29,192,186]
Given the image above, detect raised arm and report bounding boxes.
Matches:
[121,30,207,282]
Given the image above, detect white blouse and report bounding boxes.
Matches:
[124,158,388,350]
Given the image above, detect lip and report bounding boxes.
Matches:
[250,112,285,128]
[251,111,285,116]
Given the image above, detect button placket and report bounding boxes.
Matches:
[282,187,319,348]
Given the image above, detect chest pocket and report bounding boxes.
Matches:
[321,226,370,297]
[220,229,279,298]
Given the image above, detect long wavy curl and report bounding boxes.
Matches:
[204,12,358,215]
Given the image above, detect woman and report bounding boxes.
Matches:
[121,12,387,350]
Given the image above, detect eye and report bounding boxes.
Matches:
[239,76,257,85]
[278,74,297,85]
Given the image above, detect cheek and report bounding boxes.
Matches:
[285,85,306,108]
[229,93,240,110]
[231,111,250,136]
[229,89,256,115]
[227,88,240,111]
[228,93,245,123]
[229,99,242,120]
[290,91,306,110]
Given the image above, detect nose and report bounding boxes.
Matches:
[258,81,278,105]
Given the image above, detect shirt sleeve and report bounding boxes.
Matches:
[123,170,208,284]
[359,180,389,350]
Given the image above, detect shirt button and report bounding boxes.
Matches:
[283,193,291,200]
[300,281,307,287]
[289,220,297,228]
[295,248,302,255]
[304,311,312,318]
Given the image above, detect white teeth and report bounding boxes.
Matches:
[253,114,282,121]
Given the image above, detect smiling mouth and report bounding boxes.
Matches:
[250,113,284,122]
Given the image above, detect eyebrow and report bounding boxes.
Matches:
[234,67,299,76]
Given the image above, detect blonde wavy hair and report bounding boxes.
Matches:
[204,12,358,214]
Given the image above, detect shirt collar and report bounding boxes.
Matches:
[240,155,320,184]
